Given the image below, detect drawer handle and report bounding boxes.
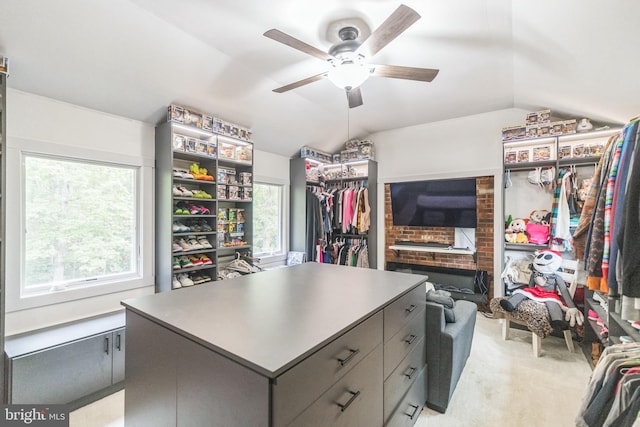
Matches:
[404,334,417,345]
[406,404,420,420]
[337,390,360,412]
[104,337,110,355]
[337,348,360,366]
[405,304,417,313]
[116,333,122,351]
[403,367,417,380]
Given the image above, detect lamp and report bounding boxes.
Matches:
[327,54,370,90]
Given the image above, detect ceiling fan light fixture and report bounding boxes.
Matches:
[327,61,370,90]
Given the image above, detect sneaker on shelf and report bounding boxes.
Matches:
[172,241,183,252]
[173,221,190,233]
[197,236,212,249]
[187,236,203,250]
[172,258,181,270]
[632,321,640,331]
[178,256,193,268]
[199,220,213,232]
[172,186,183,196]
[197,254,213,265]
[177,238,191,251]
[191,273,207,285]
[588,309,600,321]
[172,275,182,289]
[177,273,194,287]
[187,255,203,266]
[176,186,193,197]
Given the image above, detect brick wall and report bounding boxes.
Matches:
[384,176,495,296]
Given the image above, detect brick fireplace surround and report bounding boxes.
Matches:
[384,177,495,300]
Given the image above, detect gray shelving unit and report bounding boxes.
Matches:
[155,121,253,292]
[290,158,377,268]
[0,67,6,403]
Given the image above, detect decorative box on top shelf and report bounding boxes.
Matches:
[0,54,9,76]
[217,135,253,165]
[167,104,213,132]
[503,136,556,168]
[300,146,333,164]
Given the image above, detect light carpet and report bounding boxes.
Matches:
[71,313,592,427]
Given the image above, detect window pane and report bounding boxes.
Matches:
[23,155,138,295]
[253,183,283,256]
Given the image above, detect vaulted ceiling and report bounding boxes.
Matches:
[0,0,638,156]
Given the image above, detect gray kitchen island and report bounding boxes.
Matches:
[122,263,427,427]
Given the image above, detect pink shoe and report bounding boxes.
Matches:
[588,309,600,321]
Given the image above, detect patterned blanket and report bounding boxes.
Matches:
[490,297,553,338]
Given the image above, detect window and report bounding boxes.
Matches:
[22,154,139,297]
[253,182,284,257]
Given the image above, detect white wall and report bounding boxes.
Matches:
[5,89,156,335]
[370,108,530,297]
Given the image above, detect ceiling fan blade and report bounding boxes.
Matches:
[357,4,420,57]
[347,87,363,108]
[264,29,333,61]
[371,64,439,82]
[273,72,327,93]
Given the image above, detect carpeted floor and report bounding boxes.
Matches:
[71,313,593,427]
[417,312,592,426]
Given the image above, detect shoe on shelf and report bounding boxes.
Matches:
[172,275,182,289]
[178,256,194,268]
[188,255,203,266]
[197,236,213,249]
[187,236,203,250]
[191,273,208,285]
[172,241,183,252]
[177,238,191,251]
[176,186,193,197]
[172,221,190,233]
[588,309,600,321]
[192,189,212,199]
[632,321,640,331]
[172,186,183,196]
[199,220,213,232]
[197,254,213,265]
[172,258,181,270]
[177,273,194,287]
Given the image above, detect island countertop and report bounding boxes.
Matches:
[122,263,426,378]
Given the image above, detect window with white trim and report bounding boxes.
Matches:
[22,154,139,298]
[253,182,284,257]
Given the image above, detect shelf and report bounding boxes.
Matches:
[172,264,217,274]
[173,151,217,162]
[389,245,475,256]
[172,249,216,256]
[218,244,252,251]
[217,158,252,167]
[558,156,601,167]
[504,160,556,170]
[173,177,216,186]
[173,231,218,237]
[173,214,216,219]
[505,243,548,252]
[173,197,216,202]
[218,198,252,203]
[609,311,640,342]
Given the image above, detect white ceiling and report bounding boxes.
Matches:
[0,0,638,157]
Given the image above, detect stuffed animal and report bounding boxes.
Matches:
[500,250,584,328]
[505,218,529,243]
[529,209,550,224]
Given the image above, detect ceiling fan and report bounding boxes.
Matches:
[264,4,439,108]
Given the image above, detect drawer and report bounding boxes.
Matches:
[384,285,425,343]
[384,307,425,379]
[384,366,426,427]
[288,345,383,427]
[273,311,383,427]
[383,336,426,423]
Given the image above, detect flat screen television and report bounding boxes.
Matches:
[390,178,477,228]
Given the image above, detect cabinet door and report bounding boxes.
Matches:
[112,328,125,384]
[11,333,112,404]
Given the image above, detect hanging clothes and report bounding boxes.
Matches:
[576,343,640,427]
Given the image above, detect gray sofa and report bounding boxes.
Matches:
[425,298,477,413]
